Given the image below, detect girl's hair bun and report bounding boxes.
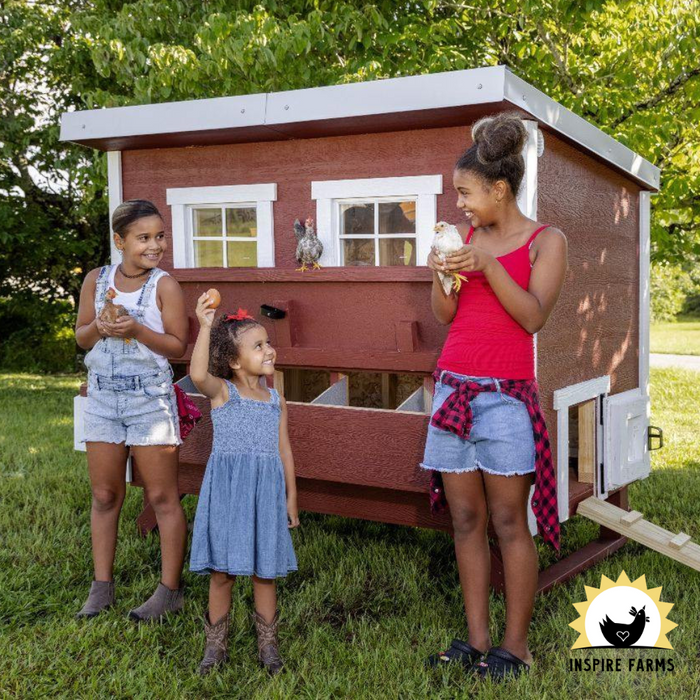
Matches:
[455,112,528,196]
[471,113,527,165]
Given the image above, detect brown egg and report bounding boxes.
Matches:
[206,288,221,309]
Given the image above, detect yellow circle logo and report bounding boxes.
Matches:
[569,572,677,649]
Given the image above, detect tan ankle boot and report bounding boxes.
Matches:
[198,612,229,676]
[253,610,283,675]
[128,582,184,623]
[76,580,115,619]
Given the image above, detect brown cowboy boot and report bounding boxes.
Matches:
[198,611,230,676]
[128,582,184,623]
[253,610,284,675]
[76,580,115,619]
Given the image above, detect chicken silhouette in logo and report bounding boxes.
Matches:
[599,605,650,647]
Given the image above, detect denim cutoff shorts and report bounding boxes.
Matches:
[420,370,535,477]
[82,368,181,447]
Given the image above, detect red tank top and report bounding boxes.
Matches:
[438,224,550,380]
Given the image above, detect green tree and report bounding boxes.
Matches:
[2,0,699,314]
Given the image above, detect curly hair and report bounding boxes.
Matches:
[455,112,528,197]
[208,315,262,379]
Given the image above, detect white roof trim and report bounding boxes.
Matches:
[265,66,505,124]
[60,65,659,189]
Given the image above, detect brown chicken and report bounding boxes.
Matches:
[99,287,132,342]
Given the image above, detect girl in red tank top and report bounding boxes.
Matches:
[423,113,568,680]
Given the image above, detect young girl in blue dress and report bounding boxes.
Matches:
[189,293,298,676]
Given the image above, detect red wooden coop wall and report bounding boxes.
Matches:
[121,123,642,527]
[537,131,641,483]
[121,126,470,270]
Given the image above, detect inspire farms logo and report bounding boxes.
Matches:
[569,572,676,650]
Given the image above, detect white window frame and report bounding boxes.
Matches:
[166,184,277,268]
[311,175,442,267]
[336,196,419,267]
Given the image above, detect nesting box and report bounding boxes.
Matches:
[64,66,669,590]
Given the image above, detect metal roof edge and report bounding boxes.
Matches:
[504,71,660,191]
[59,65,659,190]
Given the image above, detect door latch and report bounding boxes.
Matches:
[648,425,663,451]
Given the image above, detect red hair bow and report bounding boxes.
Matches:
[224,308,253,322]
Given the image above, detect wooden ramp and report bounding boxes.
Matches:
[578,497,700,571]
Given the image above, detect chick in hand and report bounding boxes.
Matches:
[432,221,467,295]
[99,287,132,342]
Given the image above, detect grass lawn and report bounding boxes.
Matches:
[651,315,700,356]
[1,369,699,698]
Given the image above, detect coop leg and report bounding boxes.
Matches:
[489,541,506,594]
[535,487,629,594]
[137,493,158,536]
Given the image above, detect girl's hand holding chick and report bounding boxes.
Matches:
[442,244,495,274]
[101,315,142,339]
[196,292,216,328]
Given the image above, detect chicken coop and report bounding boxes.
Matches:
[65,66,695,592]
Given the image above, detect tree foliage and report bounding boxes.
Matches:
[1,0,699,312]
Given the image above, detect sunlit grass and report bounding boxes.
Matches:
[0,370,698,697]
[651,315,700,356]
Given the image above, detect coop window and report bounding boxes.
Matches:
[311,175,442,267]
[166,184,276,268]
[337,198,417,267]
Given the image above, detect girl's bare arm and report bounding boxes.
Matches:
[189,293,226,403]
[75,268,104,350]
[278,397,299,528]
[482,228,568,334]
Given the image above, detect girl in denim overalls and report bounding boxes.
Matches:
[74,200,189,622]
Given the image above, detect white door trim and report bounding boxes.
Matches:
[552,375,611,523]
[107,151,122,264]
[639,191,651,399]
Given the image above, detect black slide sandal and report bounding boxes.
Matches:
[426,639,484,669]
[476,646,531,680]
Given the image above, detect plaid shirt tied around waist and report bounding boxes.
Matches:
[428,369,560,551]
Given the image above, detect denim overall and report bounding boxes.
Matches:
[82,265,180,446]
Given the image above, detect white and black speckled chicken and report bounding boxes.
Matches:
[432,221,467,295]
[295,217,324,271]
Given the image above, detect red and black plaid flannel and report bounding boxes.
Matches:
[428,369,560,551]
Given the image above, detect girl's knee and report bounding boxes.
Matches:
[147,489,182,515]
[91,487,123,512]
[450,504,487,537]
[491,509,529,543]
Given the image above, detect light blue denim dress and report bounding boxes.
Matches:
[189,380,297,579]
[82,265,180,447]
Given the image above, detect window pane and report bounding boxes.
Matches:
[341,203,374,235]
[194,240,223,267]
[226,207,257,237]
[193,208,223,236]
[379,237,416,266]
[379,201,416,234]
[343,239,375,266]
[226,241,257,267]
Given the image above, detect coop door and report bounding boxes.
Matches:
[603,390,650,491]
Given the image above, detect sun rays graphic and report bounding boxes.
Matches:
[569,572,677,649]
